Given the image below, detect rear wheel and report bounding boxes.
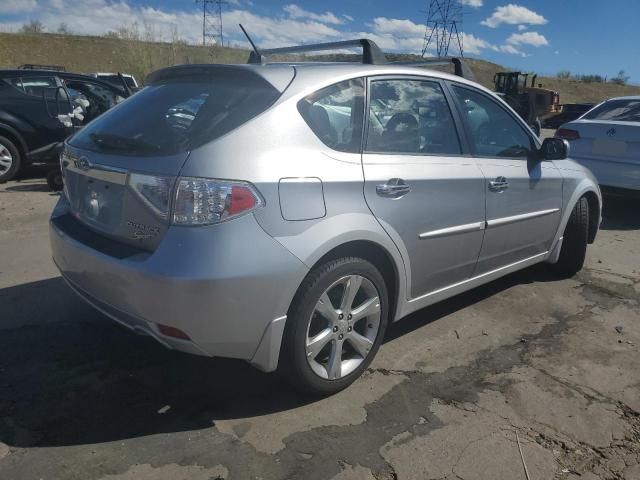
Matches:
[0,136,21,183]
[280,257,389,395]
[552,197,589,277]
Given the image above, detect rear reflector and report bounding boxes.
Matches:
[158,324,191,340]
[228,185,258,215]
[555,128,580,141]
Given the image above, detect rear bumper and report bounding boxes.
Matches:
[571,155,640,191]
[50,196,308,371]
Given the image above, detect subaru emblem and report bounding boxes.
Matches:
[606,128,616,137]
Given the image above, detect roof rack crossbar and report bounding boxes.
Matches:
[390,57,475,81]
[247,38,388,65]
[17,63,66,72]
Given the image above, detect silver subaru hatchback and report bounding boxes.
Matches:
[50,39,601,394]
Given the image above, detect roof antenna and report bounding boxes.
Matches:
[239,24,262,63]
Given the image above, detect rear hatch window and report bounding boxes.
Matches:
[69,69,282,156]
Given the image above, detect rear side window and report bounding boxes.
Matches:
[5,76,58,98]
[583,99,640,122]
[366,79,461,155]
[298,78,365,153]
[69,71,281,156]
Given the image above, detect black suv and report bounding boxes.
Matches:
[0,69,132,183]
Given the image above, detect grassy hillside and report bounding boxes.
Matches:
[1,32,639,104]
[0,32,247,83]
[463,58,640,104]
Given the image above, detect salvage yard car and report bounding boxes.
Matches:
[50,39,602,395]
[0,69,131,185]
[556,96,640,193]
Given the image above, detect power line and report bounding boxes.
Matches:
[196,0,227,47]
[421,0,464,57]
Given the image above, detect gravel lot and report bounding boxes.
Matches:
[0,176,638,480]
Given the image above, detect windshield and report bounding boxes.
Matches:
[70,73,280,156]
[583,98,640,122]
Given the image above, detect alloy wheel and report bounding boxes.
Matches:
[0,143,12,175]
[305,274,381,380]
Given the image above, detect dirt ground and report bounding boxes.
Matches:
[0,176,638,480]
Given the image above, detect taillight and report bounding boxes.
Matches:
[555,128,580,141]
[173,177,263,226]
[157,324,191,340]
[128,173,173,218]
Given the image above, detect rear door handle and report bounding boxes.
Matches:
[376,178,411,198]
[489,176,509,191]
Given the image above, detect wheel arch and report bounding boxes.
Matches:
[552,178,602,253]
[0,122,28,160]
[582,190,600,244]
[301,239,401,324]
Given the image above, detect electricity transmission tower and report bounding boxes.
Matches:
[421,0,464,57]
[196,0,227,47]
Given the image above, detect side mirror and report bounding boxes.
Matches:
[540,137,569,160]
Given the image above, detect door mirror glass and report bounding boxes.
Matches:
[541,137,569,160]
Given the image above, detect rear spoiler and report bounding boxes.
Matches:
[240,26,474,81]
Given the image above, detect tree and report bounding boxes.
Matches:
[20,20,45,34]
[556,70,571,79]
[57,22,71,34]
[610,70,630,86]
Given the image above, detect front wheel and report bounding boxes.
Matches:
[0,136,21,183]
[46,168,64,192]
[280,257,389,396]
[552,197,589,277]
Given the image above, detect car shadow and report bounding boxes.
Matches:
[600,194,640,231]
[0,266,564,448]
[2,183,52,193]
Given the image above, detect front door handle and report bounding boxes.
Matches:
[376,178,411,198]
[489,176,509,192]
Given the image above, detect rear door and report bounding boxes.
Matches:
[362,76,486,299]
[1,74,70,154]
[449,83,562,274]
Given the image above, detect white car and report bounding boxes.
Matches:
[556,96,640,192]
[90,72,139,90]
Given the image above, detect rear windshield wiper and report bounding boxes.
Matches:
[89,133,160,153]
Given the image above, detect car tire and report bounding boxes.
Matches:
[552,196,589,277]
[0,135,21,183]
[46,168,64,192]
[280,257,389,396]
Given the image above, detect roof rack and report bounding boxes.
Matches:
[246,37,388,65]
[18,64,66,72]
[238,26,474,81]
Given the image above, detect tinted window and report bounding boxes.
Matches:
[70,71,280,156]
[583,99,640,122]
[366,79,461,155]
[452,85,533,158]
[6,76,58,98]
[298,79,364,153]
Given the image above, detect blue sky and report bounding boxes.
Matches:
[1,0,638,82]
